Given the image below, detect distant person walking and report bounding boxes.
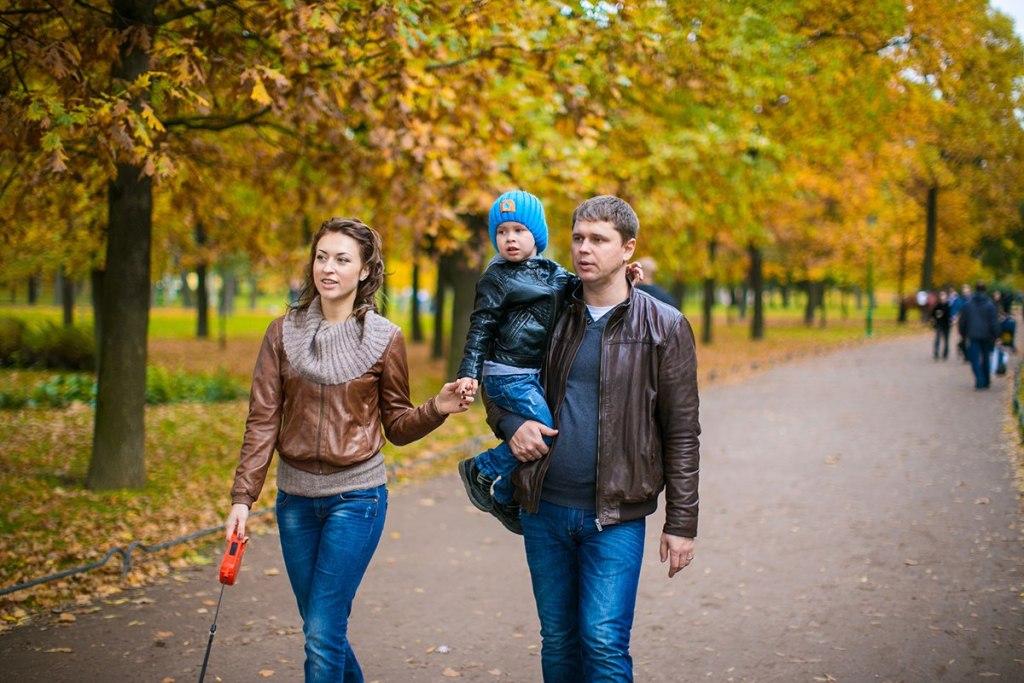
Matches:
[635,256,680,308]
[930,290,951,360]
[958,281,1000,389]
[224,217,473,682]
[951,283,971,362]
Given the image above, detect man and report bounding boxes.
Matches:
[930,290,951,360]
[486,195,700,681]
[958,281,1000,389]
[636,256,680,308]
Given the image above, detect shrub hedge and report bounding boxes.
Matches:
[0,317,95,370]
[0,368,246,409]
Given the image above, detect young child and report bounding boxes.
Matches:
[453,190,573,534]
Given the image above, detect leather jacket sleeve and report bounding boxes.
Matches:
[379,329,448,445]
[458,269,505,380]
[231,319,284,507]
[658,315,701,538]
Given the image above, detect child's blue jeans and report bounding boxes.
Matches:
[477,372,555,503]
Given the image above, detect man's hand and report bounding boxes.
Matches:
[508,419,558,462]
[660,534,695,578]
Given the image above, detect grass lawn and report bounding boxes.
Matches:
[0,301,926,626]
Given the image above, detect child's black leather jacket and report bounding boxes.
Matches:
[457,257,576,380]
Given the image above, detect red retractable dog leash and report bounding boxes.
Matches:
[198,531,248,682]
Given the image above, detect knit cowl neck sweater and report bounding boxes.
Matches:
[281,296,394,385]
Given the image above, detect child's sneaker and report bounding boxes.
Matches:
[490,497,523,535]
[459,458,494,512]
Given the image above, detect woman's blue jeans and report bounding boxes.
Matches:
[521,500,646,682]
[276,485,387,683]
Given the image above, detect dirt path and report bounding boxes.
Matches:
[2,333,1022,682]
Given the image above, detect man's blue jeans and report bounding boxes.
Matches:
[521,501,646,682]
[476,372,554,503]
[967,337,995,388]
[276,485,387,683]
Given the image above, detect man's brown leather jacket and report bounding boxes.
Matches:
[231,317,447,507]
[489,285,701,538]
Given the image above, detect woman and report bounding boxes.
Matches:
[225,217,472,682]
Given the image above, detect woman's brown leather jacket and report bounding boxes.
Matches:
[490,285,701,538]
[231,316,447,507]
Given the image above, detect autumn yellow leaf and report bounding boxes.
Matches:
[258,670,275,677]
[141,104,165,133]
[250,78,272,106]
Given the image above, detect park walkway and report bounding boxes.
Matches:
[2,333,1022,682]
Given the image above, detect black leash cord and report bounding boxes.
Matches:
[197,583,226,683]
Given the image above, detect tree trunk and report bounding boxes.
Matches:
[87,0,157,491]
[701,239,717,345]
[432,260,446,360]
[803,281,814,326]
[446,254,480,380]
[27,275,38,304]
[749,243,764,340]
[180,271,193,307]
[444,214,488,378]
[88,162,152,490]
[195,222,209,338]
[411,260,423,342]
[816,281,827,328]
[898,230,910,324]
[196,263,209,338]
[218,263,234,349]
[921,185,937,293]
[60,268,75,327]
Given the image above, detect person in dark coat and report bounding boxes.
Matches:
[636,257,680,308]
[958,281,1000,389]
[930,290,952,360]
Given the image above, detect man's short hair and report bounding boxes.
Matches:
[572,195,639,243]
[976,280,987,293]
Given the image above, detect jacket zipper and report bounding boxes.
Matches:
[315,384,325,474]
[594,302,627,532]
[594,312,605,532]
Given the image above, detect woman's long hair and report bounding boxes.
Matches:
[292,217,384,323]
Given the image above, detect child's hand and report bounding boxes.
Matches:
[436,381,474,414]
[453,376,479,399]
[626,261,645,285]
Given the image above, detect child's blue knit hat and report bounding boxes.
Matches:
[488,190,548,254]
